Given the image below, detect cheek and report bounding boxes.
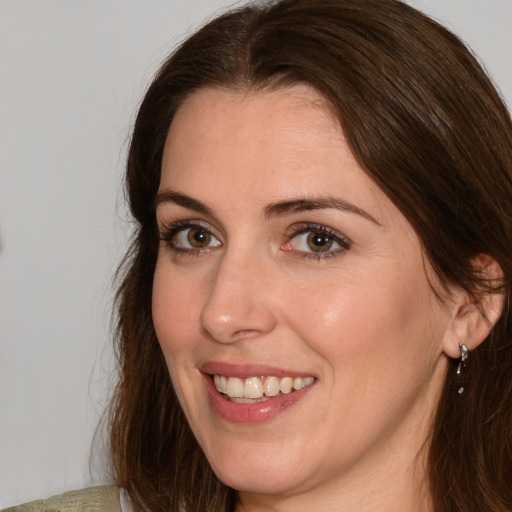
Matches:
[284,264,438,371]
[151,264,207,417]
[152,263,200,357]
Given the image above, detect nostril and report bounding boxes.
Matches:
[199,266,278,344]
[200,311,276,344]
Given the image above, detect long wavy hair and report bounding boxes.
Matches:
[109,1,512,510]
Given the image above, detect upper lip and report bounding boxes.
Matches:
[201,361,316,379]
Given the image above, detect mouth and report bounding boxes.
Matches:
[201,362,317,422]
[213,374,316,403]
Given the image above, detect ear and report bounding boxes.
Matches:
[442,254,505,359]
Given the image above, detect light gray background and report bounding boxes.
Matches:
[1,0,510,508]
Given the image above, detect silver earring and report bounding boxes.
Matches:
[456,343,470,395]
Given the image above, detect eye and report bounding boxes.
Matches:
[291,231,339,253]
[160,221,221,252]
[175,226,220,249]
[302,231,335,252]
[284,224,351,259]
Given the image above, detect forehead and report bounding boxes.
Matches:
[172,83,337,128]
[164,84,340,170]
[159,85,399,228]
[162,85,347,182]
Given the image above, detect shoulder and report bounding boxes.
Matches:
[2,486,122,512]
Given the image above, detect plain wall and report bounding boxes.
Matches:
[1,0,510,508]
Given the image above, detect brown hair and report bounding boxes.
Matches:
[109,1,512,510]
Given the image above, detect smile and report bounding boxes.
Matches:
[213,374,315,402]
[201,363,318,423]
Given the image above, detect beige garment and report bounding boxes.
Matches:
[2,486,121,512]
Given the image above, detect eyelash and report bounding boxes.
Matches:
[159,220,219,256]
[158,220,352,261]
[284,223,351,261]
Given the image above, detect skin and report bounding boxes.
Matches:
[152,85,470,511]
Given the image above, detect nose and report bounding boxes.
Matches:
[200,250,277,344]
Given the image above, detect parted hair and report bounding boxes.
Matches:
[109,1,512,511]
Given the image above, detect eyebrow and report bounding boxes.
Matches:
[154,190,381,226]
[264,197,382,225]
[153,190,215,216]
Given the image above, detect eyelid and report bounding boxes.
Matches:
[286,222,351,243]
[159,219,222,252]
[283,222,352,259]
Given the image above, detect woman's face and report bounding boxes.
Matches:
[153,85,453,504]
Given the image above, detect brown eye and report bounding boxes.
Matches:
[306,232,334,252]
[187,227,211,248]
[171,225,221,250]
[285,225,350,260]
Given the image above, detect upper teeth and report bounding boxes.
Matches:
[214,375,314,400]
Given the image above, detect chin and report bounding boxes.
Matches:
[215,467,304,495]
[205,443,312,495]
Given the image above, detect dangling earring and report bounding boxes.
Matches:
[456,342,470,395]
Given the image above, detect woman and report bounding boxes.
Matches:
[7,0,511,511]
[111,0,512,510]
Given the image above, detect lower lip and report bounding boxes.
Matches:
[204,374,315,423]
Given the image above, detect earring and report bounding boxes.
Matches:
[456,342,470,395]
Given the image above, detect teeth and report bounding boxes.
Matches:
[264,376,280,396]
[230,397,268,404]
[214,374,314,400]
[303,376,314,387]
[244,377,264,399]
[226,377,244,398]
[293,376,315,390]
[280,377,293,394]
